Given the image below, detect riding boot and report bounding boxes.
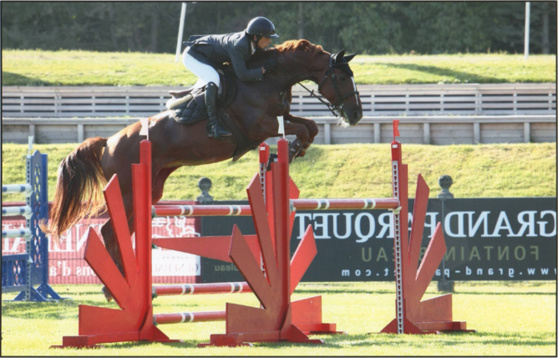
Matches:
[205,82,231,138]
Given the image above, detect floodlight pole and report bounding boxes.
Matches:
[175,2,187,62]
[524,2,530,59]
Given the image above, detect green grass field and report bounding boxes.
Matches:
[2,142,556,204]
[1,282,555,356]
[2,50,556,86]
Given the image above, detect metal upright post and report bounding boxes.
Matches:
[437,175,455,292]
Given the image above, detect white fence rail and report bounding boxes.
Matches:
[2,84,555,145]
[2,83,555,118]
[2,115,555,145]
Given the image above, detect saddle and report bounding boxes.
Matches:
[167,70,238,125]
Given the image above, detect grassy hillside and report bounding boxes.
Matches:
[2,142,555,202]
[2,49,556,86]
[2,50,555,201]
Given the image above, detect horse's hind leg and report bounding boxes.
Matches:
[100,167,173,302]
[100,189,135,301]
[100,220,123,272]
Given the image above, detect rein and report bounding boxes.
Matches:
[276,54,358,117]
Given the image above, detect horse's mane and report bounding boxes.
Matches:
[248,39,326,68]
[274,39,326,57]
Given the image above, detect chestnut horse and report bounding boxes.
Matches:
[44,39,363,274]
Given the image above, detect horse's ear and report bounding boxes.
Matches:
[344,53,357,62]
[332,49,345,63]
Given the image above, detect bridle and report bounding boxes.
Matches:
[277,54,359,118]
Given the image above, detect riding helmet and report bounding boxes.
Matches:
[246,16,279,38]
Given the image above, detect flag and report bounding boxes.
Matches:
[277,116,285,138]
[393,120,400,139]
[140,117,149,140]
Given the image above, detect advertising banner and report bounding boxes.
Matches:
[2,203,200,284]
[200,198,556,282]
[3,198,554,284]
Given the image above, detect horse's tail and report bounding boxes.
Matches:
[43,137,108,237]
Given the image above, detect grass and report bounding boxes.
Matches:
[1,281,555,355]
[1,49,556,86]
[352,53,556,84]
[2,142,556,204]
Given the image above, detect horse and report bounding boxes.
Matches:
[43,39,363,278]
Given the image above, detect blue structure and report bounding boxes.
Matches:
[2,150,62,301]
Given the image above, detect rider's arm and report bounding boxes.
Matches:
[228,47,264,82]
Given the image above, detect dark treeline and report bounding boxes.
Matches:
[2,2,556,55]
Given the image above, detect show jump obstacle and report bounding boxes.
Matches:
[53,120,468,348]
[2,144,61,302]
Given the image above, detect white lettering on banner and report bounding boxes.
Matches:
[312,213,336,239]
[294,208,555,242]
[332,213,353,239]
[296,212,396,241]
[491,211,515,237]
[2,222,27,253]
[444,211,471,238]
[295,211,419,242]
[2,215,199,284]
[75,223,89,252]
[3,236,25,253]
[444,210,557,238]
[376,212,393,238]
[296,213,313,239]
[434,265,556,279]
[152,249,200,276]
[516,211,538,237]
[355,213,375,243]
[153,216,200,237]
[469,211,491,237]
[539,210,557,237]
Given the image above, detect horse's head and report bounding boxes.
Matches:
[317,49,363,125]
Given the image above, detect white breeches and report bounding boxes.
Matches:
[182,47,221,89]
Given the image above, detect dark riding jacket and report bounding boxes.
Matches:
[185,31,263,82]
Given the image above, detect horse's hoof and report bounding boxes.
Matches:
[102,286,114,302]
[266,153,278,171]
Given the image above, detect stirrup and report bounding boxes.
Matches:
[208,122,232,138]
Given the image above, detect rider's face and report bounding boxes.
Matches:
[256,36,272,49]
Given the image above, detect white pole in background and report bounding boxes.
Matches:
[176,2,187,62]
[524,1,530,59]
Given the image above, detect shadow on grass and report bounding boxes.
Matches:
[452,290,556,296]
[280,331,554,350]
[374,62,503,84]
[45,330,556,351]
[2,72,52,86]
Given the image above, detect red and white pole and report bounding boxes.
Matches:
[154,311,226,324]
[153,282,251,297]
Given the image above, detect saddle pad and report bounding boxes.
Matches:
[170,92,208,125]
[170,70,238,125]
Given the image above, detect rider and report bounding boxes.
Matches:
[182,16,279,139]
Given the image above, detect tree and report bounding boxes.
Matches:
[1,2,556,55]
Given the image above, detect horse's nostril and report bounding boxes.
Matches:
[353,110,362,121]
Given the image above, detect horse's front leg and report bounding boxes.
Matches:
[282,121,310,162]
[284,114,319,158]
